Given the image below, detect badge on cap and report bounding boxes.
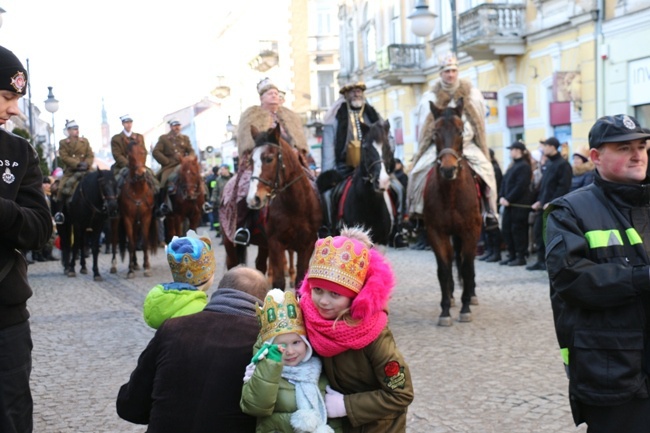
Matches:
[622,115,636,130]
[10,71,26,93]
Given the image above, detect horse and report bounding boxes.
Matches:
[422,98,482,326]
[340,119,395,245]
[164,155,205,243]
[57,169,119,281]
[223,123,322,289]
[111,142,159,278]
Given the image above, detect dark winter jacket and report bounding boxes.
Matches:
[0,130,52,330]
[537,152,572,206]
[116,291,261,433]
[546,173,650,413]
[500,158,532,206]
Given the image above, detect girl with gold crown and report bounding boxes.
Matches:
[241,289,343,433]
[298,226,413,433]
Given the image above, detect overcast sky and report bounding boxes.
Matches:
[0,0,229,144]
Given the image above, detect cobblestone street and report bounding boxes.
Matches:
[26,229,586,433]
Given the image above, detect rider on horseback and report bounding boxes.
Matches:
[152,119,201,217]
[54,119,94,224]
[228,77,309,246]
[408,52,499,250]
[110,114,161,209]
[320,82,407,248]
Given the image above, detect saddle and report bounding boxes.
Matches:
[60,171,87,203]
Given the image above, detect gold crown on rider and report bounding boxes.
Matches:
[307,236,369,295]
[439,52,459,72]
[256,290,306,342]
[339,81,366,95]
[257,77,279,96]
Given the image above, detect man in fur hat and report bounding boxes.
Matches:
[225,78,308,244]
[407,53,497,248]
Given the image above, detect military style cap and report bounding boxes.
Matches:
[339,81,366,95]
[0,45,28,96]
[120,114,133,123]
[168,119,181,127]
[539,137,560,148]
[65,119,79,129]
[588,114,650,149]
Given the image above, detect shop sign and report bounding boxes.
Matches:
[629,57,650,106]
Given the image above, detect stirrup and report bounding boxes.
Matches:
[54,212,65,224]
[157,203,171,217]
[202,202,213,214]
[483,212,499,231]
[234,228,251,246]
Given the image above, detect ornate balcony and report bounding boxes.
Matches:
[249,40,279,72]
[374,44,427,84]
[458,3,526,61]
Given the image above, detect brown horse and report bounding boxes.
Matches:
[110,142,158,278]
[423,98,482,326]
[164,155,205,242]
[223,123,322,289]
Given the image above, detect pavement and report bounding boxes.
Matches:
[26,230,586,433]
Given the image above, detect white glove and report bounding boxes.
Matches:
[325,385,347,418]
[243,362,256,383]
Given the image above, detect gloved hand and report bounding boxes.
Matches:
[242,362,256,383]
[325,385,347,418]
[76,161,89,171]
[251,342,284,364]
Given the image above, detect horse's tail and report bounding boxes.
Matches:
[118,218,127,262]
[147,217,159,255]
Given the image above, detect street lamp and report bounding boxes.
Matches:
[408,0,437,37]
[226,115,236,138]
[0,7,6,30]
[44,86,59,170]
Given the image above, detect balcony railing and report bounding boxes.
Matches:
[249,40,279,72]
[458,3,526,60]
[374,44,426,84]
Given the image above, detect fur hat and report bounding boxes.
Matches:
[339,81,366,95]
[0,46,28,96]
[166,230,216,286]
[258,289,312,362]
[257,77,279,96]
[304,226,394,320]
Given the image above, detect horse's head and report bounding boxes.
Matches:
[127,142,147,179]
[97,170,119,218]
[430,98,465,180]
[179,155,202,200]
[359,120,392,193]
[247,123,299,209]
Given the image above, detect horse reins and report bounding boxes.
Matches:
[79,172,117,220]
[250,142,305,199]
[436,148,465,171]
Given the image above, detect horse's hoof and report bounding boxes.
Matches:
[144,269,152,277]
[470,296,479,306]
[438,316,453,327]
[94,275,103,282]
[459,312,472,322]
[127,272,135,279]
[67,271,76,278]
[80,268,88,275]
[110,267,117,274]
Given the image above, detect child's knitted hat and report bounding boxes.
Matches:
[166,230,216,286]
[257,289,312,362]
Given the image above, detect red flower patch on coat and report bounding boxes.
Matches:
[383,361,406,390]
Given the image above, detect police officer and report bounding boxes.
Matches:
[54,120,94,223]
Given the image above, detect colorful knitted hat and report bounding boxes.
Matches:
[166,230,216,286]
[257,289,312,362]
[307,232,370,298]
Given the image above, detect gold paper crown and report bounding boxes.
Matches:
[167,236,216,286]
[439,52,459,72]
[257,290,305,342]
[257,77,279,96]
[307,237,369,294]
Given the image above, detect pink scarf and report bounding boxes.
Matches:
[299,290,387,357]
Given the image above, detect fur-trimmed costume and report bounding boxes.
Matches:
[237,106,308,158]
[407,78,495,217]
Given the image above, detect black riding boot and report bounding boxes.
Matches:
[156,189,170,217]
[484,227,502,262]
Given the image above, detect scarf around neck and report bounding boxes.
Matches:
[283,357,332,433]
[203,288,258,317]
[300,290,387,357]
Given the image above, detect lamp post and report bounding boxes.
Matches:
[226,115,236,139]
[44,86,59,171]
[407,0,457,54]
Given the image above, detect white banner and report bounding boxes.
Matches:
[629,57,650,106]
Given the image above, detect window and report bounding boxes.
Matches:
[315,0,334,34]
[362,2,376,65]
[390,2,401,44]
[317,71,335,109]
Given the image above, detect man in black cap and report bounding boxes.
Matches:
[526,136,572,270]
[545,114,650,432]
[0,45,53,433]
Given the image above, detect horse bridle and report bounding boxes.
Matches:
[79,172,117,217]
[436,147,465,172]
[250,142,305,199]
